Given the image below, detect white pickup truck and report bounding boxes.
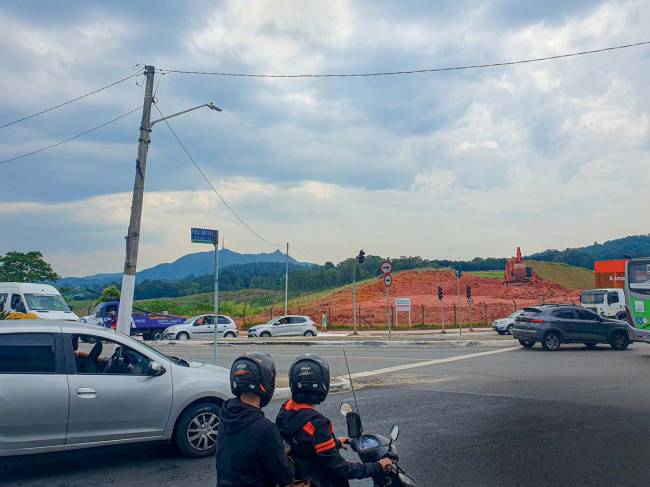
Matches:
[579,288,626,320]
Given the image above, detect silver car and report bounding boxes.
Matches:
[248,315,318,337]
[164,314,238,341]
[492,310,524,335]
[0,320,230,458]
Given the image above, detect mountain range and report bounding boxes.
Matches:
[58,249,306,288]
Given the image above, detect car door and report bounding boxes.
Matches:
[65,332,173,445]
[0,333,69,453]
[607,291,624,317]
[272,317,290,336]
[216,315,231,336]
[289,317,307,336]
[191,315,214,339]
[574,308,608,342]
[550,308,581,341]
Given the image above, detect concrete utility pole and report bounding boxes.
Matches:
[117,63,221,335]
[117,65,155,335]
[352,262,357,328]
[284,242,289,315]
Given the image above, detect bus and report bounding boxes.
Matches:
[624,258,650,343]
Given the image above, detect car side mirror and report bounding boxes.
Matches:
[390,424,399,441]
[148,361,165,376]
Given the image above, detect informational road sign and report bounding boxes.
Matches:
[380,261,393,274]
[383,274,393,287]
[468,297,474,305]
[191,227,217,245]
[395,297,411,312]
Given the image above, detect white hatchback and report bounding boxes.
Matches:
[492,310,524,335]
[248,315,317,337]
[164,314,238,341]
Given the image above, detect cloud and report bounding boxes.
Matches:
[2,0,650,276]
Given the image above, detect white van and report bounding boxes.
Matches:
[0,283,79,320]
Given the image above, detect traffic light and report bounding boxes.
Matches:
[437,286,443,301]
[455,269,463,279]
[357,249,365,264]
[466,285,472,299]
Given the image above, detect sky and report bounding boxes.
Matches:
[1,0,649,277]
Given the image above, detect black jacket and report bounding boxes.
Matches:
[276,400,381,487]
[216,398,294,487]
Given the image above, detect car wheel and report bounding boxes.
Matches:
[224,331,236,338]
[584,343,598,349]
[303,330,315,337]
[506,325,514,335]
[150,330,164,341]
[174,402,220,458]
[496,329,506,335]
[177,332,190,341]
[518,339,535,348]
[260,331,271,337]
[541,332,561,351]
[610,332,629,351]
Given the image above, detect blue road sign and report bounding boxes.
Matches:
[191,227,217,245]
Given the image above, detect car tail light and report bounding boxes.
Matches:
[530,319,545,324]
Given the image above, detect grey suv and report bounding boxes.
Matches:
[0,321,230,458]
[513,305,630,351]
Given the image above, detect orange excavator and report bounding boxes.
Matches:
[504,246,532,284]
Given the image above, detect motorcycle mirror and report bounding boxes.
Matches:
[340,403,353,417]
[346,411,363,438]
[390,424,399,442]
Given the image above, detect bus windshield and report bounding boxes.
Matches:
[628,262,650,289]
[24,293,71,312]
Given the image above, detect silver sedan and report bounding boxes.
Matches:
[0,320,231,458]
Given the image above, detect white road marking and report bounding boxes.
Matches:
[346,346,520,379]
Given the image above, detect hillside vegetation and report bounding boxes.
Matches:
[529,261,594,290]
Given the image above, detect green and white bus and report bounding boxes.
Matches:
[624,258,650,343]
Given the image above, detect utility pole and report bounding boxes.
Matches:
[117,65,155,336]
[284,242,289,315]
[213,230,220,364]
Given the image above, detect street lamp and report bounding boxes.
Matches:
[117,63,222,336]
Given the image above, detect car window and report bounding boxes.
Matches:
[552,309,574,319]
[0,293,7,309]
[291,317,306,324]
[575,309,600,321]
[10,294,27,313]
[71,334,152,375]
[608,292,620,304]
[0,333,56,373]
[218,316,230,324]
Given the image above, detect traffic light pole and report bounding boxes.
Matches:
[441,302,446,334]
[352,262,357,333]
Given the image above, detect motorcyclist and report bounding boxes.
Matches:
[276,354,393,486]
[216,352,294,487]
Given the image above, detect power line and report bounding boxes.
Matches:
[0,69,144,129]
[290,245,320,264]
[158,41,650,78]
[0,106,143,166]
[153,103,280,249]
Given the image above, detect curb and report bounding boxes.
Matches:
[274,377,351,400]
[158,338,513,348]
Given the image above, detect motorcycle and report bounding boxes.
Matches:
[339,403,417,487]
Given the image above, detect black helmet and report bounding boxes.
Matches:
[289,354,330,405]
[230,352,276,407]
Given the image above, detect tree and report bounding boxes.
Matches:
[95,285,121,305]
[0,251,60,282]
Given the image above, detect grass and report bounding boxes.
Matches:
[528,260,594,290]
[469,270,503,279]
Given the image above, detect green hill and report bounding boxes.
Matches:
[529,261,594,290]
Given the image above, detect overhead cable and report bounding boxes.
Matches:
[158,41,650,78]
[0,69,144,129]
[0,106,143,166]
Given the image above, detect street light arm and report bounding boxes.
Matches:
[150,102,221,127]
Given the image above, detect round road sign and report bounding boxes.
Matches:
[383,274,393,287]
[380,261,393,274]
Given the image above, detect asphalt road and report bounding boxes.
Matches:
[3,341,650,486]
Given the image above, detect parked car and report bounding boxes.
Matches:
[248,315,317,337]
[492,310,523,335]
[0,282,79,320]
[164,314,238,340]
[0,320,230,458]
[512,304,630,351]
